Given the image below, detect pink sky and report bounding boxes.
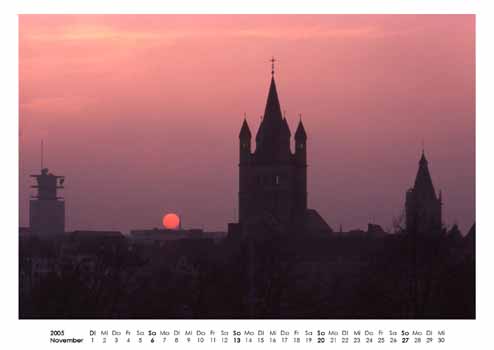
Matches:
[19,15,475,233]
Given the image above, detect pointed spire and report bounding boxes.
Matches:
[295,115,307,141]
[413,150,437,200]
[255,75,283,150]
[263,76,283,121]
[420,149,427,165]
[239,117,251,139]
[254,62,295,161]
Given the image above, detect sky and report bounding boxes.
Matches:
[19,15,475,233]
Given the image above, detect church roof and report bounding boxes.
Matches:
[264,76,283,122]
[295,120,307,140]
[413,151,437,200]
[239,118,251,139]
[255,76,289,161]
[255,77,283,143]
[305,209,334,234]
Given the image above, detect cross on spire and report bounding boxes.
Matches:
[270,56,276,76]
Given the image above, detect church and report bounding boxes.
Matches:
[405,151,443,235]
[235,64,332,235]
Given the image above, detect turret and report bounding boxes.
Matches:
[295,118,307,165]
[279,117,291,161]
[294,118,308,216]
[238,118,252,224]
[239,118,251,163]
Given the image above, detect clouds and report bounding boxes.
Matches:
[20,14,417,47]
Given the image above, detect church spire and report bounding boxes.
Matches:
[263,76,283,122]
[413,150,437,200]
[255,62,284,153]
[420,148,427,165]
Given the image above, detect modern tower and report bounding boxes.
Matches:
[29,168,65,235]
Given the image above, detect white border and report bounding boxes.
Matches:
[2,1,492,349]
[13,1,477,15]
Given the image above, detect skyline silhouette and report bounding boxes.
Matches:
[18,15,475,320]
[19,15,475,233]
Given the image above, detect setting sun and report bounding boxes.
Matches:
[162,213,180,230]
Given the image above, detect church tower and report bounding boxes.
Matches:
[239,117,252,223]
[405,151,442,235]
[238,61,307,232]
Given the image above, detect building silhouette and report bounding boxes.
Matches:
[19,60,474,320]
[405,151,442,235]
[237,68,330,234]
[29,168,65,235]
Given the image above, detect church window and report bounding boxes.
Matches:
[275,175,280,185]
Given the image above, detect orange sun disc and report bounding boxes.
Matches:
[163,213,180,230]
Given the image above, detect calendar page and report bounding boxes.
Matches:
[3,0,490,349]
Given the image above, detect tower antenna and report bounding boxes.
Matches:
[41,140,44,170]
